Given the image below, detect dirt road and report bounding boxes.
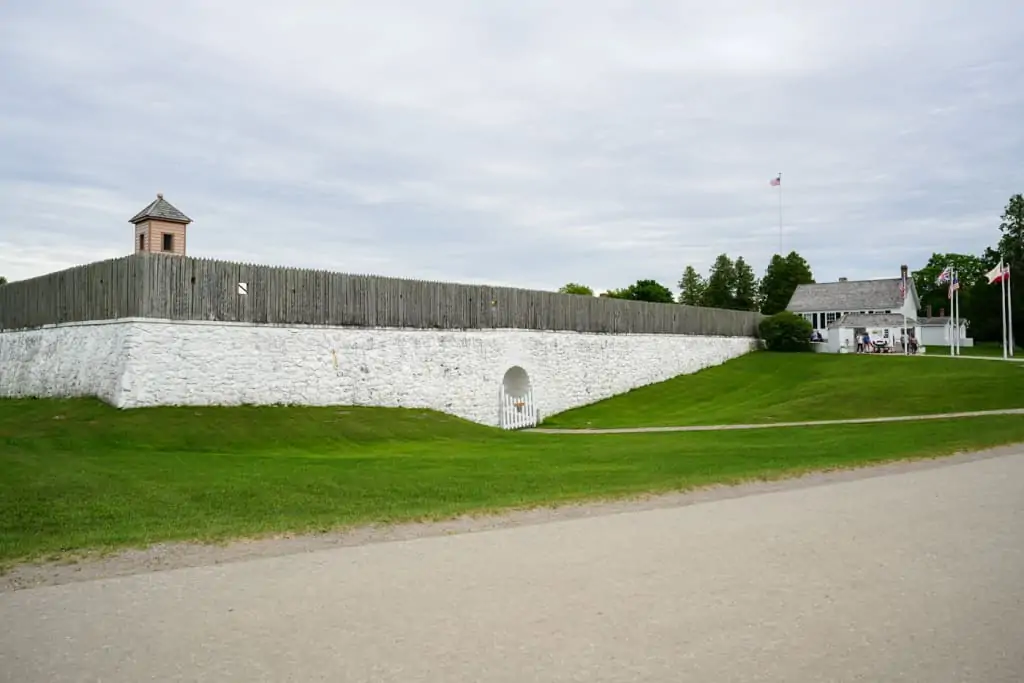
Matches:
[2,448,1022,682]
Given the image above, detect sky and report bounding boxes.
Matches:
[2,1,1023,294]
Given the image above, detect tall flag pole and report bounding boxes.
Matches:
[937,265,953,355]
[770,173,782,254]
[987,259,1009,358]
[900,265,908,354]
[1002,262,1008,359]
[1006,263,1014,357]
[946,268,954,356]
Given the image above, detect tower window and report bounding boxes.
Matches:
[162,233,174,252]
[138,233,145,250]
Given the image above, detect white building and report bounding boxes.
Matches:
[825,313,913,353]
[786,267,921,342]
[916,316,973,348]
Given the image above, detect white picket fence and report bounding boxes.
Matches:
[499,387,538,430]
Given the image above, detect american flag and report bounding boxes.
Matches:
[948,272,960,299]
[769,175,781,186]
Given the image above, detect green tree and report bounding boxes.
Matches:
[558,282,593,296]
[968,247,1006,342]
[732,256,759,311]
[603,279,675,303]
[993,194,1024,344]
[702,254,736,309]
[0,276,6,285]
[677,266,706,305]
[759,251,815,315]
[997,193,1024,265]
[758,311,813,352]
[911,253,984,321]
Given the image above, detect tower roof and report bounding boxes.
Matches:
[129,193,191,225]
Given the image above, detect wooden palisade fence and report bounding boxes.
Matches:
[0,254,762,336]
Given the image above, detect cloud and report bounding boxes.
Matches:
[1,0,1023,294]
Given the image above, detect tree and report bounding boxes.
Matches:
[701,254,736,309]
[997,193,1024,265]
[0,276,6,285]
[994,194,1024,344]
[758,311,813,352]
[677,266,706,306]
[732,257,759,311]
[911,252,984,321]
[759,251,815,315]
[558,283,593,296]
[602,279,675,303]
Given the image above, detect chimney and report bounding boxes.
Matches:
[900,264,909,280]
[927,304,932,318]
[838,277,848,282]
[940,307,945,317]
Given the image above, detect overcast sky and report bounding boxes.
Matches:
[2,1,1022,293]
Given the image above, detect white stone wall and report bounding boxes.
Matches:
[0,321,137,406]
[1,319,757,426]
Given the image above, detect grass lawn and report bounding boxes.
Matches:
[2,397,1024,566]
[542,352,1024,429]
[925,341,1022,358]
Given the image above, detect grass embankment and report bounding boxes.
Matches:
[3,396,1024,565]
[542,352,1024,429]
[925,342,1022,358]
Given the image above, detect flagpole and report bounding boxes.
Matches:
[1007,265,1014,357]
[948,266,954,357]
[1001,259,1009,359]
[954,275,960,356]
[778,172,783,254]
[904,310,909,355]
[951,269,956,356]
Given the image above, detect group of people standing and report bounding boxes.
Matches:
[855,331,918,354]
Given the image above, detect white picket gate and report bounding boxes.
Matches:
[499,387,537,430]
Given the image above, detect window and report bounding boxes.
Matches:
[162,233,174,252]
[138,233,145,251]
[825,312,838,325]
[813,313,819,329]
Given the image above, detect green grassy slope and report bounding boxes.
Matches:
[2,397,1024,565]
[925,342,1022,358]
[542,352,1024,429]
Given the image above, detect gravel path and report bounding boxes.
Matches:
[530,407,1024,434]
[2,445,1022,682]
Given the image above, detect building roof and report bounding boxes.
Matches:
[918,316,952,326]
[129,193,191,225]
[787,278,910,313]
[827,313,912,329]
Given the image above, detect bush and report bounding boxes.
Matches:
[758,311,813,352]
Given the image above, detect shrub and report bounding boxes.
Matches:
[758,311,813,352]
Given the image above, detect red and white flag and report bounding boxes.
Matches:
[986,261,1010,284]
[769,175,781,187]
